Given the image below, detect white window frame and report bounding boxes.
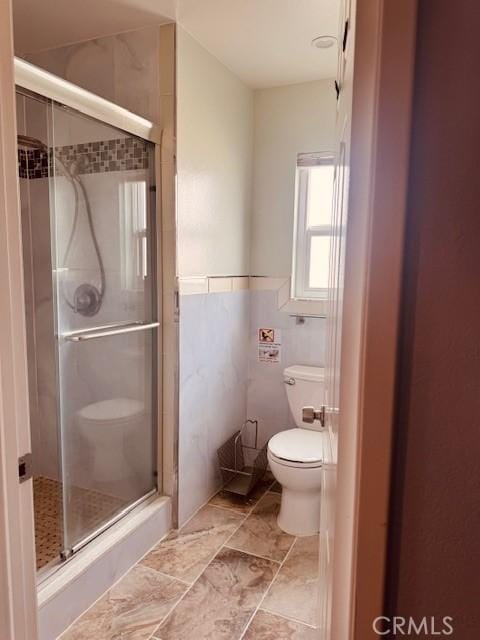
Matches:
[120,179,149,292]
[291,152,334,300]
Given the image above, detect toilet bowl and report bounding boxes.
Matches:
[77,398,146,487]
[267,365,325,536]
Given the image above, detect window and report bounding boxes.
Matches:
[292,152,334,300]
[120,180,149,291]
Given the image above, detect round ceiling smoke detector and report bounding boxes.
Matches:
[311,35,337,49]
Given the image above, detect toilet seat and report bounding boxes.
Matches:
[268,428,324,468]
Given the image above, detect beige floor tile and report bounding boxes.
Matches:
[269,481,282,494]
[208,474,274,514]
[243,610,319,639]
[226,492,295,562]
[141,505,244,583]
[60,564,187,640]
[262,536,320,626]
[154,547,277,640]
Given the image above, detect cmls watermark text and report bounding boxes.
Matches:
[372,617,454,636]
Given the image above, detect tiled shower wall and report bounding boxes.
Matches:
[178,281,325,524]
[25,25,163,123]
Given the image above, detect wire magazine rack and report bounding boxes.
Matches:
[217,419,267,496]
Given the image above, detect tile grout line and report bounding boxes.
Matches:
[149,483,277,640]
[238,533,300,640]
[207,502,255,517]
[147,514,251,640]
[209,479,276,517]
[59,487,231,639]
[259,535,321,629]
[147,491,259,639]
[62,482,276,640]
[216,486,277,551]
[223,542,282,566]
[57,524,175,639]
[176,474,274,527]
[256,607,319,630]
[148,569,192,587]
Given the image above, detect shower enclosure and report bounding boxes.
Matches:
[16,60,160,573]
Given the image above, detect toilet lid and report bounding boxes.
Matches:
[78,398,145,424]
[268,428,324,464]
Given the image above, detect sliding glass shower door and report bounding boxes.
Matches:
[49,102,158,555]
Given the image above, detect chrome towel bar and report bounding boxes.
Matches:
[61,321,159,342]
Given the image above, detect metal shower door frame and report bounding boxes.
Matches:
[14,59,165,566]
[14,58,162,145]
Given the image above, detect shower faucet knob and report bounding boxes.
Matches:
[73,284,102,317]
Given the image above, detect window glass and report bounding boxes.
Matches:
[292,153,334,300]
[307,165,334,228]
[309,235,331,290]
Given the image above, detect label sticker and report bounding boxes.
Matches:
[259,327,275,343]
[258,328,281,363]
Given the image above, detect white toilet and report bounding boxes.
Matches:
[77,398,146,487]
[267,365,325,536]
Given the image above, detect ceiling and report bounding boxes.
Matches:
[177,0,339,87]
[13,0,339,88]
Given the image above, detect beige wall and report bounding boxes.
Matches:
[176,28,253,278]
[251,80,336,277]
[387,1,480,637]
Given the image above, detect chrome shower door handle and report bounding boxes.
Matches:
[302,405,326,427]
[61,321,160,342]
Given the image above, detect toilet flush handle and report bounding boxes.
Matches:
[302,406,326,427]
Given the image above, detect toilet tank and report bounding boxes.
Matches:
[284,365,325,429]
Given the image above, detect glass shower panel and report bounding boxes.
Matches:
[49,103,157,553]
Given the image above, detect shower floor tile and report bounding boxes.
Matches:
[61,481,321,639]
[34,476,126,570]
[34,477,63,569]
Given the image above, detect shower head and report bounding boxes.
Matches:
[17,134,48,151]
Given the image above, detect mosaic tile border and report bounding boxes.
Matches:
[18,136,150,179]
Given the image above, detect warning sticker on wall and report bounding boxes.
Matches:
[258,328,281,363]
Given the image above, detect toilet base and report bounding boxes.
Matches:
[277,488,321,536]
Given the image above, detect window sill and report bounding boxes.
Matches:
[277,279,328,316]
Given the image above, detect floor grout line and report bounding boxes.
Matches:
[150,485,277,638]
[206,502,254,517]
[208,480,276,518]
[257,607,319,630]
[148,496,254,638]
[238,532,299,640]
[60,482,277,640]
[57,525,175,640]
[140,567,192,587]
[223,543,282,565]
